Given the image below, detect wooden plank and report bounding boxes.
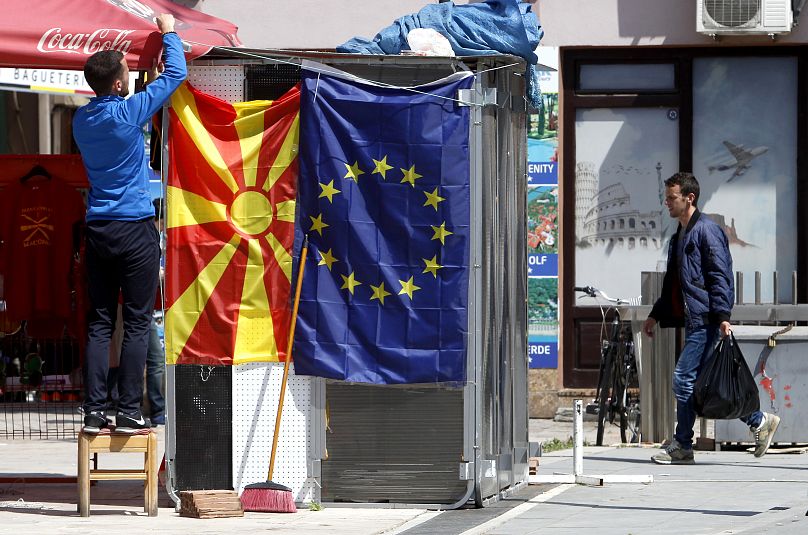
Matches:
[179,489,243,518]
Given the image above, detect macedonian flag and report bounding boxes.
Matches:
[165,82,300,365]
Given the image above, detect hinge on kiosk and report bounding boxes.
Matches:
[458,87,497,107]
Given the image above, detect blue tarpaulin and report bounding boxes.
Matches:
[337,0,543,109]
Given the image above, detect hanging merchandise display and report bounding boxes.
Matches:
[0,170,85,334]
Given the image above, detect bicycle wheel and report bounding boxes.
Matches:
[595,346,615,447]
[623,337,641,443]
[614,336,630,444]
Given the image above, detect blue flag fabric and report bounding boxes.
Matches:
[294,68,474,384]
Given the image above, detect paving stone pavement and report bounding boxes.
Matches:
[1,419,805,535]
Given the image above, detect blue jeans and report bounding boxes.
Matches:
[145,318,165,418]
[673,325,764,449]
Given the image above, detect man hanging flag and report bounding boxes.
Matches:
[166,82,300,365]
[295,65,474,384]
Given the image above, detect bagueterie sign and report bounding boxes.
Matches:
[0,67,137,95]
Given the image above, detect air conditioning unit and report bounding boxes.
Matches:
[697,0,793,36]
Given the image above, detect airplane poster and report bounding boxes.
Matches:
[693,56,797,303]
[708,140,768,182]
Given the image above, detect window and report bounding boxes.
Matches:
[578,63,676,92]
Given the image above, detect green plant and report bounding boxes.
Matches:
[540,436,591,452]
[541,436,574,453]
[308,501,323,511]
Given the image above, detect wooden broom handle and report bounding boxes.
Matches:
[268,237,308,481]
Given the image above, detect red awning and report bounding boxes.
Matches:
[0,0,241,71]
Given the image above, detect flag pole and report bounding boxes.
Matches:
[269,234,308,478]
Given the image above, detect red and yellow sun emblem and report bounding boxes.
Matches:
[165,82,300,365]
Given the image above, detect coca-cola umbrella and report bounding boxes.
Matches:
[0,0,241,71]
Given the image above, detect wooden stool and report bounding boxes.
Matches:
[77,429,158,517]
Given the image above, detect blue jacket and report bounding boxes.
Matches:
[73,32,187,222]
[649,210,734,329]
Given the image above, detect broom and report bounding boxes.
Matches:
[240,236,308,513]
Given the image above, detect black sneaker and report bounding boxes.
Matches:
[116,411,151,434]
[83,411,109,434]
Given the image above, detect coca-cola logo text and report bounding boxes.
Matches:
[37,28,136,56]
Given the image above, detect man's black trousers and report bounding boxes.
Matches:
[83,219,159,416]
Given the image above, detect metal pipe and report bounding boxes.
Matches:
[773,272,779,305]
[793,271,798,305]
[754,271,761,305]
[37,93,51,154]
[736,272,744,305]
[573,399,583,476]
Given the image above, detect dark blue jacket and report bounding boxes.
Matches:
[73,32,187,222]
[649,210,734,329]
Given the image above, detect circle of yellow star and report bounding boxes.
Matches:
[422,255,443,278]
[344,161,365,183]
[400,165,423,187]
[340,271,362,295]
[318,248,338,271]
[372,156,394,180]
[397,276,421,300]
[318,180,341,203]
[423,187,445,211]
[370,281,392,305]
[309,213,329,235]
[430,222,453,245]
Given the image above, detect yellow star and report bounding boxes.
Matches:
[344,161,365,183]
[370,281,392,305]
[372,155,394,180]
[422,255,443,278]
[340,271,362,295]
[397,276,421,300]
[309,213,329,235]
[400,165,423,187]
[423,187,445,211]
[318,180,341,203]
[430,222,453,245]
[318,248,338,271]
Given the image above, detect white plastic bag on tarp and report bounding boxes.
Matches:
[406,28,455,57]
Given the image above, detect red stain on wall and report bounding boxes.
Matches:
[760,374,776,402]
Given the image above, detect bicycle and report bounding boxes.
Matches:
[574,286,641,446]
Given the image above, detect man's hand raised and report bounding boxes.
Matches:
[156,14,175,34]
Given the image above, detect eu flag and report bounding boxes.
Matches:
[294,67,474,384]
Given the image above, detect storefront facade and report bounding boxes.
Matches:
[538,1,808,406]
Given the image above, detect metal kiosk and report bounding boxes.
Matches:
[162,50,530,509]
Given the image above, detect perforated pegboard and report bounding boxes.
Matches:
[233,363,323,503]
[186,65,244,102]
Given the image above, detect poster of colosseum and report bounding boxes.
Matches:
[574,57,797,303]
[574,108,679,301]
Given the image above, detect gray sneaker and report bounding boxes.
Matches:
[651,439,695,465]
[752,413,780,458]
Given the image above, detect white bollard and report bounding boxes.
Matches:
[529,398,653,486]
[573,399,583,476]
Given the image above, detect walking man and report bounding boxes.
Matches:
[74,14,186,433]
[643,172,778,464]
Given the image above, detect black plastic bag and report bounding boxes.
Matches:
[694,333,760,419]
